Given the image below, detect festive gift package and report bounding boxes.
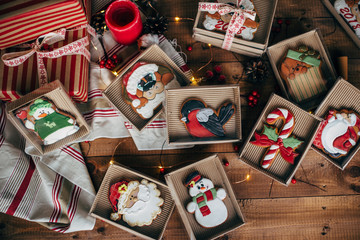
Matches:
[312,78,360,170]
[165,85,241,146]
[164,155,245,240]
[90,163,175,240]
[103,44,190,131]
[0,25,94,102]
[322,0,360,48]
[193,0,278,56]
[239,94,322,186]
[267,29,337,110]
[0,0,90,49]
[5,80,90,155]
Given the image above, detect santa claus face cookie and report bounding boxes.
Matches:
[14,97,79,145]
[109,179,164,227]
[184,171,228,228]
[122,62,176,119]
[313,109,360,158]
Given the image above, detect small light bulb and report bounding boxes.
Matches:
[175,17,180,22]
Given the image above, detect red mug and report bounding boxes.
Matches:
[105,0,143,45]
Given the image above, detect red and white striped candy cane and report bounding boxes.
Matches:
[261,108,295,169]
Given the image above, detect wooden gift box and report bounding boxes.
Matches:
[267,29,338,110]
[165,155,245,240]
[165,85,241,146]
[5,80,90,155]
[89,163,175,240]
[313,78,360,170]
[193,0,278,57]
[239,94,322,186]
[103,44,190,132]
[322,0,360,48]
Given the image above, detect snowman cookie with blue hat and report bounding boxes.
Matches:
[15,98,79,145]
[185,171,228,228]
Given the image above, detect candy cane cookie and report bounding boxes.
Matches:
[250,108,303,169]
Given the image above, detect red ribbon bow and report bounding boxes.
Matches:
[250,132,299,164]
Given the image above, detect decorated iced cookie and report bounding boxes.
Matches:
[185,171,228,228]
[202,0,260,40]
[279,45,327,103]
[15,98,79,145]
[180,98,235,138]
[109,179,164,227]
[313,109,360,158]
[250,108,303,169]
[334,0,360,39]
[122,62,177,119]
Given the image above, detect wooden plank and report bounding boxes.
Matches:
[1,195,359,239]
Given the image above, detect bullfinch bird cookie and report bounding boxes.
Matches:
[185,171,228,228]
[313,109,360,158]
[14,97,79,145]
[180,98,235,138]
[334,0,360,39]
[109,179,164,227]
[250,108,303,169]
[122,62,178,119]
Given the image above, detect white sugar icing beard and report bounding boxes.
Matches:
[321,113,358,155]
[119,180,163,227]
[132,78,179,119]
[334,0,360,39]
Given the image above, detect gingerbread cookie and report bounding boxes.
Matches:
[334,0,360,39]
[250,108,303,169]
[313,109,360,158]
[109,179,164,227]
[185,171,228,228]
[180,98,235,138]
[202,0,260,40]
[14,97,79,145]
[279,45,327,103]
[122,62,177,119]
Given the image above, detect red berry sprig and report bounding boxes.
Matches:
[99,54,119,69]
[248,90,260,107]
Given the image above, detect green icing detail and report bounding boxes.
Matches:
[286,49,321,67]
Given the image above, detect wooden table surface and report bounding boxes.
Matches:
[1,0,360,239]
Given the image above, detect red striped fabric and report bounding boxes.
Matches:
[0,0,88,49]
[0,26,90,102]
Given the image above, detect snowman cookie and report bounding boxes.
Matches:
[15,97,79,145]
[122,62,178,119]
[185,171,228,228]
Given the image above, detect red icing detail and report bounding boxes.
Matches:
[186,109,215,138]
[197,196,205,203]
[205,190,214,201]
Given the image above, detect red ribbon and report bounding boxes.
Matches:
[250,132,299,164]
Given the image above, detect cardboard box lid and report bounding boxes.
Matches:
[322,0,360,48]
[165,155,245,240]
[5,80,90,155]
[267,29,337,110]
[103,44,190,132]
[313,77,360,169]
[239,93,322,185]
[193,0,278,51]
[166,85,242,145]
[90,163,175,240]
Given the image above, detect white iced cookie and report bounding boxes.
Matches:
[109,179,164,227]
[185,171,228,228]
[334,0,360,39]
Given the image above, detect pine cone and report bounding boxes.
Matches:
[143,13,168,35]
[244,59,268,84]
